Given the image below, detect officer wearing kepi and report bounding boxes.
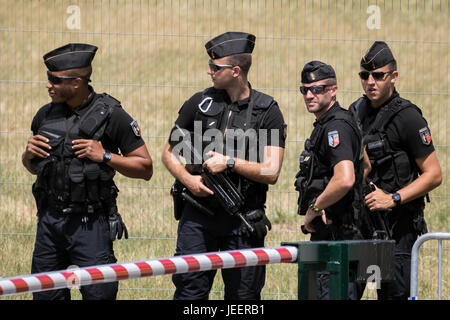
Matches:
[349,41,442,300]
[22,43,153,300]
[161,32,286,300]
[295,61,366,299]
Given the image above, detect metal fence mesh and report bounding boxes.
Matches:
[0,0,448,299]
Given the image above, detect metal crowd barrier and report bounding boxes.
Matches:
[411,232,450,300]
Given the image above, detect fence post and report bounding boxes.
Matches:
[410,232,450,300]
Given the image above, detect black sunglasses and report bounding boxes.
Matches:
[208,59,234,72]
[299,85,330,95]
[47,70,90,84]
[358,70,394,81]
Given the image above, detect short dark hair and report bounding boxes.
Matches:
[387,60,397,71]
[226,53,252,75]
[67,66,92,83]
[324,78,337,86]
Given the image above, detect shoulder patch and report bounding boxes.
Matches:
[328,130,340,148]
[419,127,432,145]
[130,120,141,137]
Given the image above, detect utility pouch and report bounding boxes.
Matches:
[412,209,428,236]
[78,102,111,138]
[68,158,85,203]
[299,150,313,174]
[366,138,386,160]
[170,180,186,220]
[84,162,101,202]
[99,167,117,200]
[296,178,327,215]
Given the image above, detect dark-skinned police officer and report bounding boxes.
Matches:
[161,32,286,300]
[349,41,442,300]
[22,43,153,300]
[295,61,367,300]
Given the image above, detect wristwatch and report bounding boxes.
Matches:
[309,202,321,213]
[103,150,112,163]
[226,157,235,170]
[392,192,401,206]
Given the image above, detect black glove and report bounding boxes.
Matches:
[241,209,272,240]
[108,209,128,241]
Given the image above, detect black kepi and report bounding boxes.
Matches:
[360,41,396,71]
[205,32,255,59]
[43,43,98,72]
[301,60,336,84]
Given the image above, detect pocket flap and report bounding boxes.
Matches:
[38,130,64,148]
[68,158,84,183]
[84,162,100,180]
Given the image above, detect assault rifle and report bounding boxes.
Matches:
[170,126,254,233]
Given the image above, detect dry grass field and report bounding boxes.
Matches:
[0,0,448,300]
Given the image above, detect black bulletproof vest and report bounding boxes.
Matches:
[295,104,363,221]
[350,95,421,194]
[193,87,276,209]
[31,93,121,214]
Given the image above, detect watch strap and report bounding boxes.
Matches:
[103,150,112,163]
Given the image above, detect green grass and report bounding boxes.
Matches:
[0,0,448,300]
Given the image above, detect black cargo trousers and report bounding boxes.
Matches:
[172,202,266,300]
[31,206,118,300]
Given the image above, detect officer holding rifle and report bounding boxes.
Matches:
[349,41,442,300]
[161,32,286,300]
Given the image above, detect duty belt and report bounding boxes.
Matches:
[46,197,104,215]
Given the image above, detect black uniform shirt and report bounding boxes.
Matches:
[315,102,361,170]
[174,87,286,149]
[360,91,435,160]
[31,86,145,155]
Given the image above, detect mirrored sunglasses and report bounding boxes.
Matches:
[208,59,234,72]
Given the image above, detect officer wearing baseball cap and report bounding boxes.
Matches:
[162,32,286,300]
[349,41,442,300]
[295,60,366,299]
[22,43,153,300]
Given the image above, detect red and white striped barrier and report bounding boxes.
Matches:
[0,246,297,297]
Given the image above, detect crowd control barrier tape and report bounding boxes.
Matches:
[0,246,297,297]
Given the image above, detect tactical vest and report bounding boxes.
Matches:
[350,95,428,236]
[295,104,364,230]
[193,87,277,210]
[350,96,422,196]
[31,93,121,215]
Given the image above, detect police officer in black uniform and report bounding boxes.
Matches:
[349,41,442,300]
[161,32,286,300]
[22,43,153,300]
[295,61,365,299]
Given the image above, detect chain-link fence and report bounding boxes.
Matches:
[0,0,448,299]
